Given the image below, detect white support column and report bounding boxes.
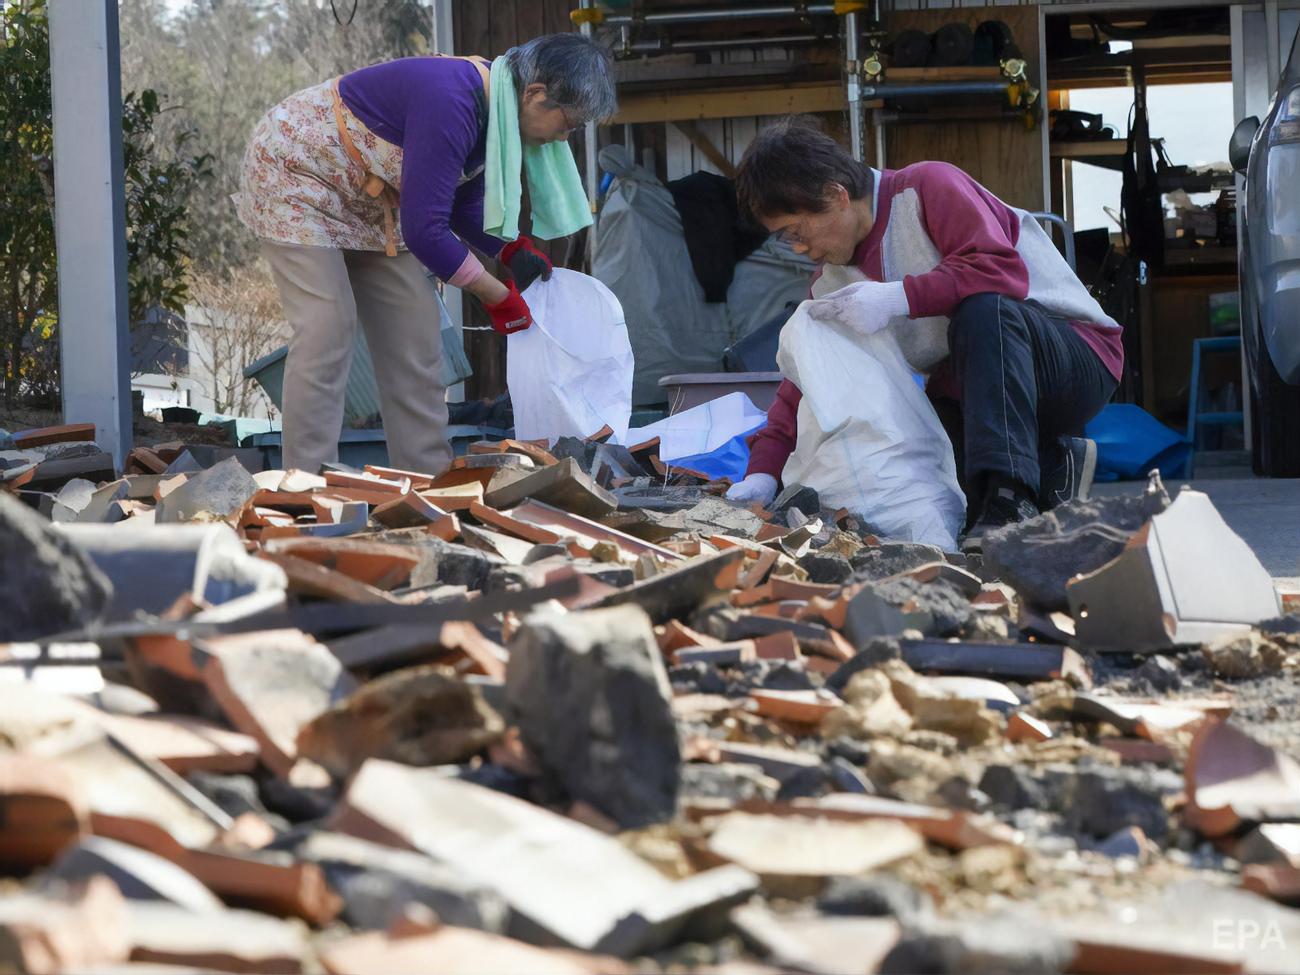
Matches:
[432,0,466,403]
[49,0,131,468]
[579,0,600,267]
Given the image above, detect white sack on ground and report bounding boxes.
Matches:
[507,269,634,444]
[777,284,965,552]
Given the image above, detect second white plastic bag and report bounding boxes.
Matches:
[777,275,966,551]
[507,268,634,444]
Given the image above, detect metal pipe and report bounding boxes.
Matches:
[874,116,886,169]
[579,0,599,266]
[603,4,839,27]
[877,110,1026,124]
[844,10,863,162]
[626,32,827,53]
[861,81,1012,99]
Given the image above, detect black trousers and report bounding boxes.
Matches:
[931,293,1116,510]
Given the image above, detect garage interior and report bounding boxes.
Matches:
[450,0,1297,478]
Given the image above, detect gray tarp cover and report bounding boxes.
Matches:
[593,146,813,405]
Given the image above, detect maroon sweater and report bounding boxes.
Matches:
[747,163,1124,480]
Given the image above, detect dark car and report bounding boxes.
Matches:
[1230,24,1300,476]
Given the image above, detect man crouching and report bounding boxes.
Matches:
[727,117,1121,550]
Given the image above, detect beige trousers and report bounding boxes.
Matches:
[261,241,452,476]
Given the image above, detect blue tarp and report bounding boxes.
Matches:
[1085,403,1191,481]
[669,424,764,482]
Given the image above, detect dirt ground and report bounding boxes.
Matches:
[1,406,233,448]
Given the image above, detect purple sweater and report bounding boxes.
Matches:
[339,57,505,285]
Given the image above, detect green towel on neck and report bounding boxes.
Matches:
[483,55,593,242]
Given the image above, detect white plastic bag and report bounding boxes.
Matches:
[777,280,966,551]
[508,268,635,444]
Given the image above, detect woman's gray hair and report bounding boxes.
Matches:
[506,33,618,125]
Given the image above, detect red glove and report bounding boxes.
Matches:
[499,235,553,291]
[484,281,533,335]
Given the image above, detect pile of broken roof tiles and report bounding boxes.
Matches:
[3,421,1300,974]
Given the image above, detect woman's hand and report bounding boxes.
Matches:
[500,235,553,291]
[483,280,533,335]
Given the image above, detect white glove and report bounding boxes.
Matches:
[726,473,778,506]
[806,279,910,336]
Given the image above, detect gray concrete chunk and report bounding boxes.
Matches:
[506,606,680,829]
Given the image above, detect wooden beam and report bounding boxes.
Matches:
[672,121,736,178]
[612,83,853,124]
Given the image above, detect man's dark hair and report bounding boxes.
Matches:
[735,116,874,219]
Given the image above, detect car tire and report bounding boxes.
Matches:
[1251,320,1300,477]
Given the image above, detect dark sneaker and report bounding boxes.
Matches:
[1039,436,1097,510]
[961,488,1040,554]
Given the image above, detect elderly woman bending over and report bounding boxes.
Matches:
[236,34,617,474]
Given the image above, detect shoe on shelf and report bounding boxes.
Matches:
[1039,436,1097,510]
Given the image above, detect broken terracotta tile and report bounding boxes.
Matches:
[258,551,398,604]
[0,876,130,972]
[796,794,1021,850]
[1185,720,1300,838]
[96,712,259,775]
[730,905,900,975]
[325,469,410,496]
[483,457,617,520]
[1007,711,1054,743]
[507,498,680,562]
[1068,490,1281,651]
[179,847,342,925]
[363,464,436,489]
[437,621,510,681]
[46,733,223,857]
[261,538,419,589]
[752,631,802,661]
[657,619,723,655]
[199,628,356,778]
[330,760,752,955]
[461,523,541,564]
[1071,694,1230,742]
[748,689,841,725]
[126,900,309,972]
[319,923,630,975]
[468,500,562,545]
[595,549,744,624]
[12,422,97,448]
[418,480,485,510]
[469,437,560,467]
[707,812,922,891]
[0,754,89,869]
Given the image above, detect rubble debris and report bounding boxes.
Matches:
[708,812,922,893]
[1068,490,1280,651]
[0,492,111,641]
[506,606,680,829]
[297,664,504,780]
[983,475,1170,610]
[1185,720,1300,838]
[199,628,356,777]
[5,434,1300,971]
[1202,630,1290,679]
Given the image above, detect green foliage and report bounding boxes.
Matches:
[0,0,207,407]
